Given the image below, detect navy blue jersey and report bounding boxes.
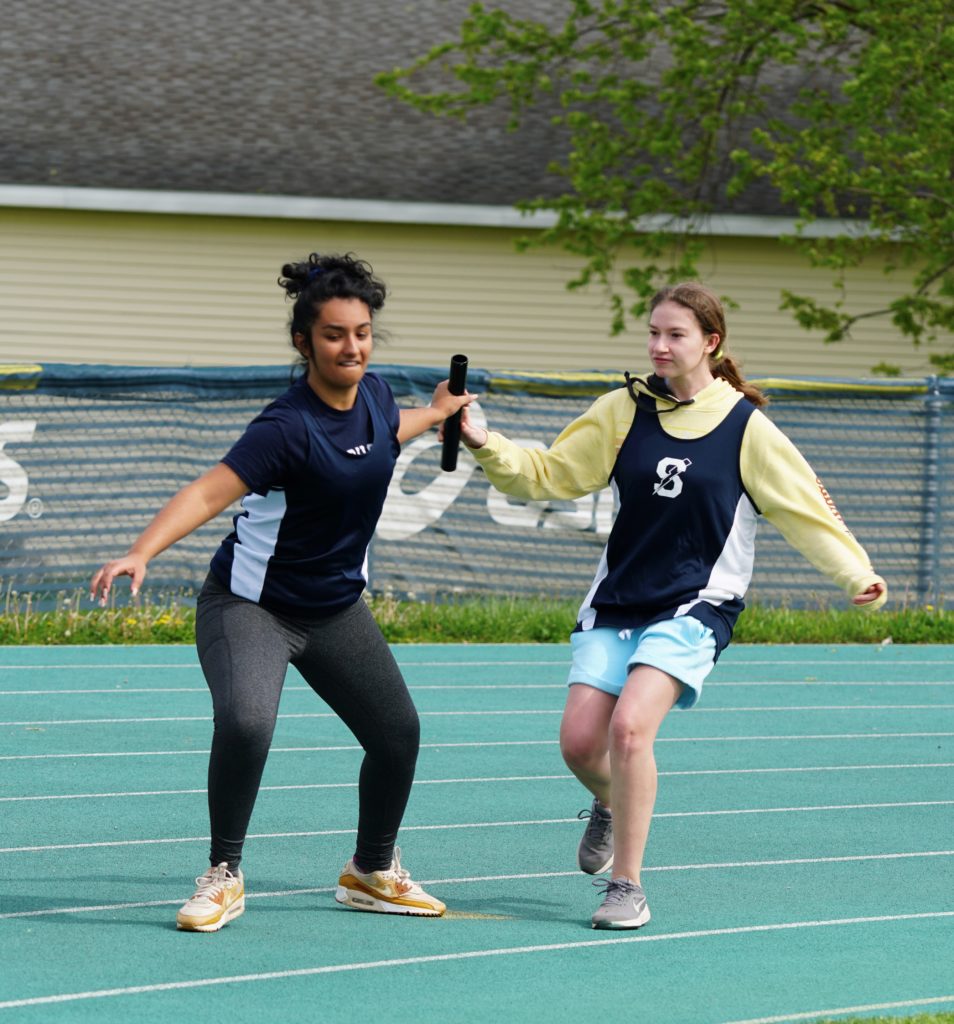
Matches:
[210,373,400,617]
[578,393,758,653]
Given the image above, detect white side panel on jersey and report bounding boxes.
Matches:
[576,480,620,631]
[676,494,759,617]
[230,490,288,603]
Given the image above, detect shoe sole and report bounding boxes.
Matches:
[176,896,246,932]
[335,884,444,917]
[591,905,651,930]
[579,852,614,875]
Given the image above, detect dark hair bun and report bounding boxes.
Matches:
[278,253,388,368]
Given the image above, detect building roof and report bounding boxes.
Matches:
[2,0,795,216]
[3,1,566,204]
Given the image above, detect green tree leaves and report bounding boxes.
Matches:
[377,0,954,349]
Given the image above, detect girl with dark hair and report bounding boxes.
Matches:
[444,281,886,931]
[91,253,473,931]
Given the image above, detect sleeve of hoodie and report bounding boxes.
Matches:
[741,410,887,610]
[469,389,632,501]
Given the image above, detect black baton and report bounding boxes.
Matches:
[440,354,469,472]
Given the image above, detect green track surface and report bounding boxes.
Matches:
[1,644,952,1023]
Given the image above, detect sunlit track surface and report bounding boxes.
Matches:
[1,643,952,1024]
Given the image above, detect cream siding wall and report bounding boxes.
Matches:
[0,207,948,377]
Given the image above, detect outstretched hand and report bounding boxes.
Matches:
[90,553,148,606]
[433,381,487,448]
[852,582,886,606]
[399,381,481,444]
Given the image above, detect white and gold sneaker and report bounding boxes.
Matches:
[176,862,245,932]
[335,847,445,917]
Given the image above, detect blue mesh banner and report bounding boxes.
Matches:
[0,363,949,607]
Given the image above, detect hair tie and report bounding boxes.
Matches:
[306,265,323,284]
[713,347,724,360]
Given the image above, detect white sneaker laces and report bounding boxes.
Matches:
[579,805,613,844]
[378,848,414,892]
[192,863,237,900]
[594,877,640,906]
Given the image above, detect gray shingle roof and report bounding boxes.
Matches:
[1,0,789,214]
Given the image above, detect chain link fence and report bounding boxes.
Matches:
[0,363,949,608]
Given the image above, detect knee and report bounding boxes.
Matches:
[393,707,420,759]
[214,708,275,755]
[607,712,655,761]
[374,706,420,766]
[560,721,605,773]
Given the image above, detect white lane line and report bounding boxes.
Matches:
[0,660,569,671]
[718,660,954,666]
[4,761,954,803]
[8,703,952,728]
[0,685,567,695]
[7,847,953,921]
[635,731,954,741]
[7,761,954,803]
[4,715,217,726]
[0,664,202,671]
[0,775,572,803]
[4,850,954,920]
[3,800,950,855]
[0,710,566,726]
[3,657,954,671]
[0,740,554,762]
[4,704,953,727]
[662,761,954,777]
[722,994,954,1024]
[696,704,954,711]
[1,911,952,1010]
[4,681,954,697]
[0,786,208,802]
[709,681,954,687]
[0,820,575,854]
[653,799,954,818]
[2,731,952,763]
[0,688,207,695]
[719,659,954,666]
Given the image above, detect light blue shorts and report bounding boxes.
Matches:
[567,617,717,709]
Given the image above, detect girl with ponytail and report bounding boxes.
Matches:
[446,279,886,932]
[649,282,767,407]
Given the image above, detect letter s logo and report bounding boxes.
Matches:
[0,421,37,523]
[652,456,692,499]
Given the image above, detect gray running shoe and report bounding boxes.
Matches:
[591,877,651,930]
[577,798,614,874]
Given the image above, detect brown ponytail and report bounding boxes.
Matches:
[650,283,767,408]
[711,353,767,408]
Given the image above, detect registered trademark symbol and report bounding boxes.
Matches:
[25,498,43,519]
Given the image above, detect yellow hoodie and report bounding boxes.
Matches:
[470,376,886,613]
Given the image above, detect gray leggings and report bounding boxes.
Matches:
[195,574,420,872]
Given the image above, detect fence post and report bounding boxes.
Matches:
[919,375,942,606]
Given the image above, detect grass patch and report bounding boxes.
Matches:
[0,590,195,646]
[732,604,954,644]
[0,590,952,645]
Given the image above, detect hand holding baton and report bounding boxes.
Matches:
[440,354,469,472]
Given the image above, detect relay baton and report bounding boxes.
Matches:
[440,354,469,472]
